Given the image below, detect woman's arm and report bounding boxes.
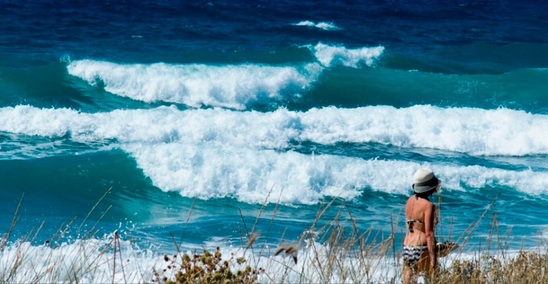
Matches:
[424,203,437,271]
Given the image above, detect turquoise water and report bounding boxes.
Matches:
[0,2,547,280]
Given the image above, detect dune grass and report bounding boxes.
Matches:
[152,193,547,284]
[0,191,546,283]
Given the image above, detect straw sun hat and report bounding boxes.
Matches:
[412,168,440,193]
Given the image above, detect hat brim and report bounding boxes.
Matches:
[413,178,440,193]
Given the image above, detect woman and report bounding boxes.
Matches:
[402,168,441,284]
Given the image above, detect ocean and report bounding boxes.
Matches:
[1,0,547,282]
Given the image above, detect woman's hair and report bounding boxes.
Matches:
[415,187,436,199]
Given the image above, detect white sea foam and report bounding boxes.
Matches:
[121,144,548,201]
[0,234,399,283]
[0,234,530,284]
[293,20,341,31]
[310,42,385,68]
[1,105,548,202]
[0,235,157,283]
[0,232,400,283]
[298,105,548,156]
[66,44,382,108]
[3,105,542,156]
[67,60,320,109]
[123,143,400,203]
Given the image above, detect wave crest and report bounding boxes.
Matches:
[293,21,341,31]
[2,105,548,202]
[67,60,320,110]
[311,43,384,68]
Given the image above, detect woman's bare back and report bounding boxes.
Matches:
[404,195,435,246]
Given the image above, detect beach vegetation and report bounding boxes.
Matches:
[0,192,546,283]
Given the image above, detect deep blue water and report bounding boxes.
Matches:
[0,0,547,271]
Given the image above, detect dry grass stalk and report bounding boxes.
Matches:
[0,191,547,284]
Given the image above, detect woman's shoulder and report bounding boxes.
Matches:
[407,195,434,207]
[405,196,416,206]
[418,198,435,207]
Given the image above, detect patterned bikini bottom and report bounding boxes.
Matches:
[402,245,428,267]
